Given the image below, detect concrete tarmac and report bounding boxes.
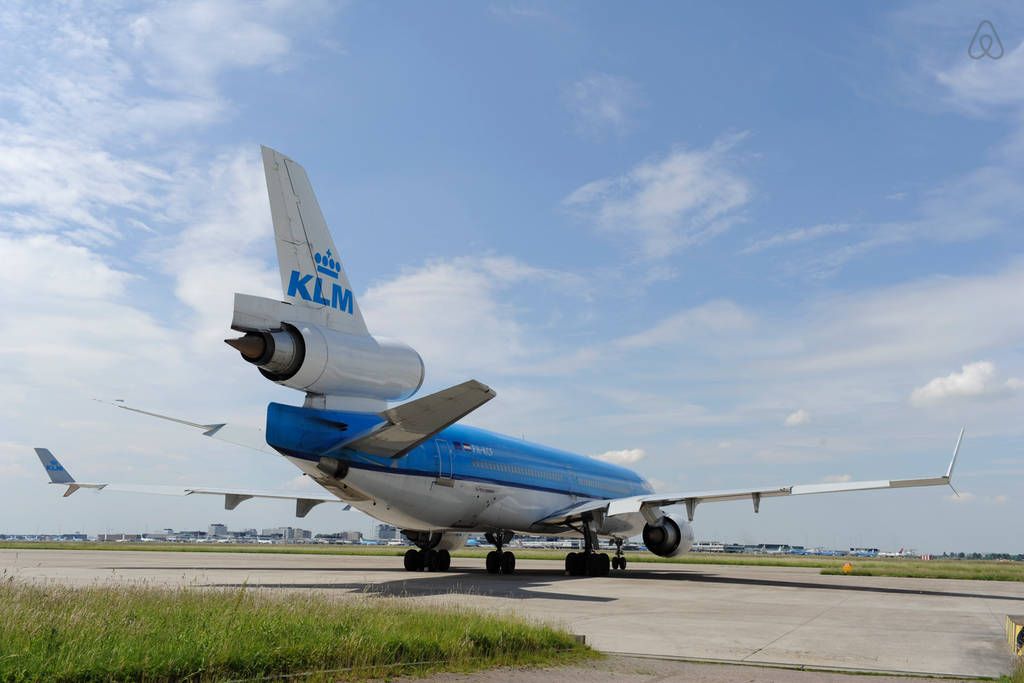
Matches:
[2,549,1020,679]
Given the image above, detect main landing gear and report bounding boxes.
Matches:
[484,531,516,575]
[564,525,621,577]
[401,530,450,572]
[403,547,451,572]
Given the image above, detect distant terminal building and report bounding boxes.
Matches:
[376,524,398,541]
[208,523,228,538]
[261,527,312,542]
[316,531,363,543]
[97,534,141,542]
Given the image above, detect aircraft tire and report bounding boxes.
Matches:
[586,553,609,577]
[612,556,621,570]
[404,548,422,571]
[500,551,516,575]
[485,550,500,574]
[566,552,586,576]
[436,549,451,572]
[423,549,438,571]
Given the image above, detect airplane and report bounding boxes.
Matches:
[36,146,966,577]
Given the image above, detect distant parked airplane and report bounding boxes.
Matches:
[36,146,965,577]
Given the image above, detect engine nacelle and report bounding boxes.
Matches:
[228,322,424,402]
[642,514,694,558]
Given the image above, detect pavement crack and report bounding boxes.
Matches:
[741,593,852,662]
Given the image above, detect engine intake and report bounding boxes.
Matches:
[642,514,694,558]
[226,322,424,402]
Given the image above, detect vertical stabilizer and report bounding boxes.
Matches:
[261,146,369,335]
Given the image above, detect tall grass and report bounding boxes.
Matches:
[0,581,591,682]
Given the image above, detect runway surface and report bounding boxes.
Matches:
[2,549,1020,678]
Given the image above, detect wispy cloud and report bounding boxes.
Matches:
[616,300,753,349]
[742,223,849,255]
[784,409,810,427]
[564,73,643,137]
[563,134,752,258]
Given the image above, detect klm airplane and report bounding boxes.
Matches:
[36,147,964,577]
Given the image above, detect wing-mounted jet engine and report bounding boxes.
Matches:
[641,513,694,558]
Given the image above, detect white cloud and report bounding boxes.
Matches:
[128,1,302,98]
[910,361,1020,405]
[160,149,281,350]
[784,409,810,427]
[947,491,975,503]
[563,134,751,258]
[564,73,643,137]
[361,257,583,380]
[592,448,646,465]
[789,264,1024,373]
[935,40,1024,114]
[823,474,852,483]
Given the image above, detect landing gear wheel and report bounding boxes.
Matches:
[612,556,621,571]
[485,550,500,574]
[404,548,423,572]
[435,549,451,572]
[598,553,610,576]
[565,552,586,576]
[619,557,627,571]
[500,551,516,575]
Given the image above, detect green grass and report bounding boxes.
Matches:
[0,580,592,682]
[2,542,1022,582]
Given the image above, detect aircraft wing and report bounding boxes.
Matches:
[34,448,348,518]
[341,380,496,458]
[538,429,965,525]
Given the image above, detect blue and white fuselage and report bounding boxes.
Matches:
[267,402,653,540]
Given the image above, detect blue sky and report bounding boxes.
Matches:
[0,1,1021,552]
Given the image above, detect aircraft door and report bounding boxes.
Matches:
[434,439,454,486]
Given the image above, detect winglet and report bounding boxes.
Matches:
[946,426,965,481]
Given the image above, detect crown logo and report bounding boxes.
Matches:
[314,250,341,279]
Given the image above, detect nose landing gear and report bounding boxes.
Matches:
[611,538,627,571]
[484,530,516,575]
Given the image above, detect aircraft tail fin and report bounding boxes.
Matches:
[261,146,369,335]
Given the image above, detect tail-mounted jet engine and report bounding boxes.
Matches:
[641,513,694,557]
[226,322,424,402]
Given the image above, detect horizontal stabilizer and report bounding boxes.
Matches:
[344,380,496,458]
